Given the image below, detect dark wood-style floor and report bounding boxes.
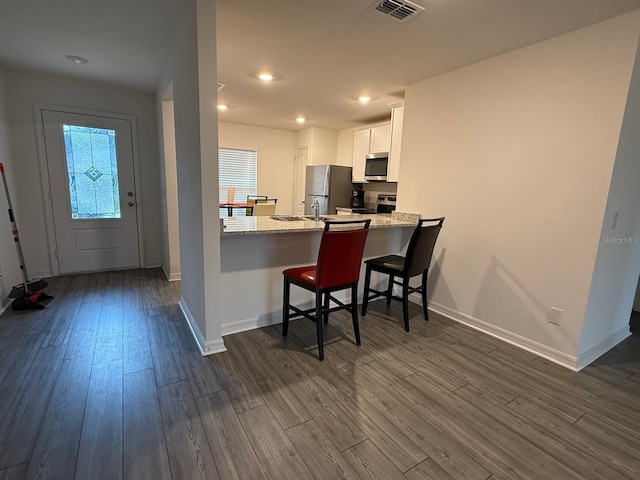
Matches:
[1,269,640,480]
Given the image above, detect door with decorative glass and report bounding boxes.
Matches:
[41,110,140,274]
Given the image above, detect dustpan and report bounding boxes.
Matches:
[11,291,54,310]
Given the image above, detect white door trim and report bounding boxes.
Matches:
[34,103,146,276]
[293,144,309,214]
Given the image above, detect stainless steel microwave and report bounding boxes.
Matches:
[364,153,388,181]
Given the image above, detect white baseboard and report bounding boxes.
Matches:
[222,311,283,336]
[427,301,580,370]
[178,296,227,356]
[145,262,162,269]
[0,297,11,316]
[575,327,631,371]
[161,265,181,282]
[220,293,351,337]
[30,271,53,280]
[203,338,227,356]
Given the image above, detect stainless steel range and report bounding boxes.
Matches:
[377,195,396,214]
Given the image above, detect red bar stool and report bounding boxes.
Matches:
[282,219,371,360]
[361,217,444,332]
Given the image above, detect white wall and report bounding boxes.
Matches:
[218,122,296,214]
[0,65,20,307]
[157,0,223,353]
[398,12,640,367]
[579,36,640,358]
[2,66,163,276]
[311,127,338,165]
[296,127,338,165]
[336,128,354,167]
[159,99,180,280]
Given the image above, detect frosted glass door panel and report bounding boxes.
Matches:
[63,125,121,219]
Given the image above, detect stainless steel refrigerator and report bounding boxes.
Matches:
[304,165,353,215]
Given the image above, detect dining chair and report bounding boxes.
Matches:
[282,219,371,360]
[252,202,277,216]
[246,195,269,215]
[361,217,444,332]
[247,195,268,202]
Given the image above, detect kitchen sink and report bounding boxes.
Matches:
[270,215,302,221]
[270,215,328,221]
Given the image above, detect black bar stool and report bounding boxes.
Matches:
[282,219,371,360]
[361,217,444,332]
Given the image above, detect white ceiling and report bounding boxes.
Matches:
[1,0,640,131]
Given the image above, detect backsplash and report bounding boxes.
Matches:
[361,183,397,209]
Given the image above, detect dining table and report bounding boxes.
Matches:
[219,202,255,217]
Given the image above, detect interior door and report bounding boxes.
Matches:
[42,110,140,274]
[293,146,308,215]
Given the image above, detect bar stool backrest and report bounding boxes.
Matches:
[316,220,371,290]
[405,217,445,277]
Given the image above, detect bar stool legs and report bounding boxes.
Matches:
[361,265,371,316]
[351,285,361,346]
[316,294,324,360]
[421,272,429,321]
[282,277,290,337]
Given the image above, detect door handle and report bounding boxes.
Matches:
[128,201,135,207]
[128,192,134,197]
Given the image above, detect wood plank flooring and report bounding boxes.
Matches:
[1,268,640,479]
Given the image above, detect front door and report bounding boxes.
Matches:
[42,109,140,274]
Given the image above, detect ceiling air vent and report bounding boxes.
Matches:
[217,83,226,91]
[375,0,424,21]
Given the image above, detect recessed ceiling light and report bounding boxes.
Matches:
[296,116,306,124]
[358,95,371,103]
[65,55,89,65]
[258,72,275,81]
[217,104,228,111]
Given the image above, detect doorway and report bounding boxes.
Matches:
[293,146,308,215]
[40,108,141,274]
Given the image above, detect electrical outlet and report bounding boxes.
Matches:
[548,307,563,325]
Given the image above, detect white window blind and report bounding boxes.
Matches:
[218,147,257,218]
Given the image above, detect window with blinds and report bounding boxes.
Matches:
[218,147,257,218]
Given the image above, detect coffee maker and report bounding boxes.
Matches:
[350,190,365,208]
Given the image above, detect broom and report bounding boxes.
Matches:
[0,162,53,309]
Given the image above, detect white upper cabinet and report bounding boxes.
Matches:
[387,102,404,183]
[369,124,391,153]
[352,121,390,182]
[353,128,371,182]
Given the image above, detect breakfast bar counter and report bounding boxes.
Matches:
[218,211,420,339]
[221,212,419,235]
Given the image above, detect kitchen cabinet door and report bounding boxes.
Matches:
[352,128,370,182]
[387,104,404,183]
[370,124,390,153]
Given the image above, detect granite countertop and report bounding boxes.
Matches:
[220,212,420,236]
